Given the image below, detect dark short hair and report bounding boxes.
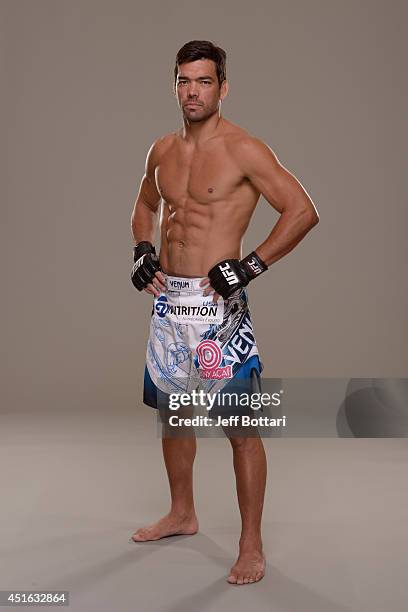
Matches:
[174,40,227,87]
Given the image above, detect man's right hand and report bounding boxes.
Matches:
[131,241,166,296]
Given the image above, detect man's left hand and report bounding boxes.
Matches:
[206,252,268,300]
[199,277,221,303]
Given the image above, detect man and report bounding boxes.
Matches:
[130,40,319,585]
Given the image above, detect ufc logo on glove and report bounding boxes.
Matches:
[245,257,263,275]
[219,262,239,286]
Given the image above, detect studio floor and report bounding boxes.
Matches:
[1,405,406,612]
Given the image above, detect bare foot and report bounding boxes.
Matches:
[131,512,199,542]
[227,549,266,585]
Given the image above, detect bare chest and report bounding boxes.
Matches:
[155,144,244,205]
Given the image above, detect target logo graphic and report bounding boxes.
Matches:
[196,340,222,370]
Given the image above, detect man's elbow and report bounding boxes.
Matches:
[281,200,319,230]
[309,209,320,227]
[300,203,319,229]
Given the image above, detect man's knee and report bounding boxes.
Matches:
[159,405,196,438]
[227,431,261,449]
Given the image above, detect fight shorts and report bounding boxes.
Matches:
[143,274,263,417]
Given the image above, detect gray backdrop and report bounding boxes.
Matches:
[2,0,407,415]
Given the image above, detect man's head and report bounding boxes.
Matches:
[174,40,228,122]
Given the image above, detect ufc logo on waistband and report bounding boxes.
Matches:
[219,262,239,286]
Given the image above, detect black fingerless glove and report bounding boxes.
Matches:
[131,241,161,291]
[208,251,268,299]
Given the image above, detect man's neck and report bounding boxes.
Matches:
[181,113,225,145]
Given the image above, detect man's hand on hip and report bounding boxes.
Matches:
[205,252,268,300]
[131,241,166,297]
[199,277,221,303]
[144,270,167,297]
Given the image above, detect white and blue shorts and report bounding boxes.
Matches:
[143,274,263,417]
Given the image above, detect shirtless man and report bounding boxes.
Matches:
[130,40,319,585]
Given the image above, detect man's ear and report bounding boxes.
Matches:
[220,79,229,101]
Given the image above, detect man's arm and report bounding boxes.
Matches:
[130,140,166,296]
[130,140,162,244]
[235,137,319,266]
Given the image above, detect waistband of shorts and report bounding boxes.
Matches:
[163,273,207,294]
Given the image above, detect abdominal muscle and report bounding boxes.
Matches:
[159,197,256,278]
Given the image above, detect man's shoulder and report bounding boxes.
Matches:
[223,124,267,153]
[148,132,178,160]
[222,122,268,156]
[223,127,275,175]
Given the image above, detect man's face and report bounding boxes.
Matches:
[175,59,227,122]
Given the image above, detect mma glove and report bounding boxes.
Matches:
[208,251,268,299]
[131,241,161,291]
